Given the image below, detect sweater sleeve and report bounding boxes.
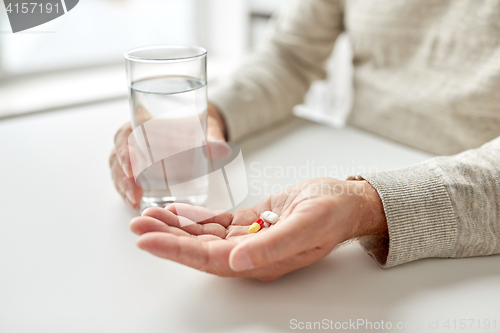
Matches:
[353,136,500,268]
[209,0,344,142]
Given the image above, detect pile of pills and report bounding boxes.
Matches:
[248,211,278,233]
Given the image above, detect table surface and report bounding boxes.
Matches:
[1,100,499,333]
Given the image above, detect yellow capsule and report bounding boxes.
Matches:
[248,222,261,233]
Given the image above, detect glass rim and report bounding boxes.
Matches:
[124,44,207,63]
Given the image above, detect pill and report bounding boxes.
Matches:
[248,222,261,233]
[248,218,265,233]
[260,211,278,223]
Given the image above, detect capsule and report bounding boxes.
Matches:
[248,218,265,233]
[248,222,261,233]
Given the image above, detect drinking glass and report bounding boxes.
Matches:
[124,45,209,211]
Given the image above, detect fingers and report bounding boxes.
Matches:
[137,232,210,270]
[130,216,192,237]
[113,122,133,178]
[207,108,231,160]
[207,140,231,160]
[134,203,335,279]
[207,106,227,142]
[230,208,259,226]
[110,122,145,209]
[207,121,226,142]
[225,208,274,238]
[110,148,142,208]
[165,204,233,228]
[252,189,299,221]
[228,209,319,272]
[137,232,236,274]
[136,229,327,280]
[139,206,229,238]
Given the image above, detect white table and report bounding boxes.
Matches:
[1,100,499,333]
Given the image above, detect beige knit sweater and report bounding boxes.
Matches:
[209,0,500,267]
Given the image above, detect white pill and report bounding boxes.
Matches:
[260,211,278,223]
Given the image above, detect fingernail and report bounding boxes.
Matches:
[126,190,136,204]
[122,164,131,178]
[230,249,254,272]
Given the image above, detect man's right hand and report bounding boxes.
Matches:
[109,103,228,209]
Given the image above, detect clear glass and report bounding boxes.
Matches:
[124,45,209,211]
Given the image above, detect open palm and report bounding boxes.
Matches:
[130,178,380,281]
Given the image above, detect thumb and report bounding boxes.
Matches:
[228,213,316,272]
[207,123,231,160]
[207,109,227,142]
[207,140,231,160]
[207,119,226,142]
[206,104,231,159]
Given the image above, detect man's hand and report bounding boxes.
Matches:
[109,103,227,209]
[130,178,387,281]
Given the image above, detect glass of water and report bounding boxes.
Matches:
[124,45,210,211]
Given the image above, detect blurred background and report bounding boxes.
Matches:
[0,0,352,126]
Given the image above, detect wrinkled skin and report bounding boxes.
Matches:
[109,103,227,209]
[112,104,386,281]
[130,178,386,281]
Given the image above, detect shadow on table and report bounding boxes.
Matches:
[174,244,500,332]
[153,117,497,332]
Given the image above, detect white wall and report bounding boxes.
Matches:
[198,0,249,62]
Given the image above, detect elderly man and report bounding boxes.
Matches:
[110,0,500,281]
